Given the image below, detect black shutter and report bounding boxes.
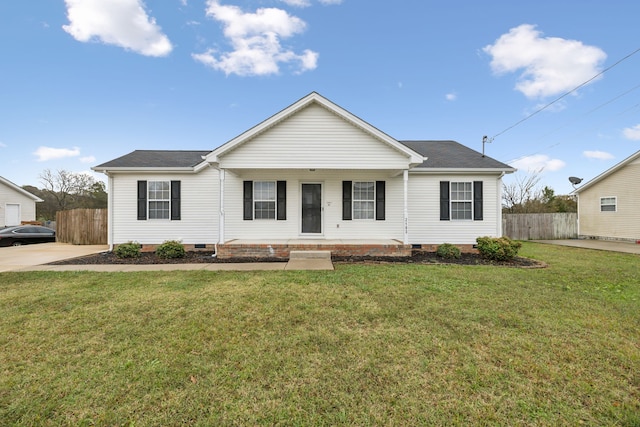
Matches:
[171,180,181,220]
[473,181,483,221]
[137,181,147,220]
[440,181,450,220]
[243,181,253,220]
[342,181,352,220]
[375,181,385,221]
[277,181,286,220]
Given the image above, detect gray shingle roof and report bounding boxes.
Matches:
[94,150,211,169]
[400,140,514,170]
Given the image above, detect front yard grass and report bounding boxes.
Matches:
[1,242,638,426]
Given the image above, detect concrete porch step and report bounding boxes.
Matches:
[286,250,334,271]
[288,250,332,260]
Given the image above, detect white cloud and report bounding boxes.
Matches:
[483,24,606,99]
[193,1,318,76]
[33,146,81,162]
[63,0,173,57]
[280,0,311,6]
[622,124,640,140]
[80,155,97,163]
[279,0,342,5]
[583,150,614,160]
[0,141,7,148]
[445,92,457,101]
[510,154,566,172]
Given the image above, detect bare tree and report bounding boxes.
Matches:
[39,169,100,212]
[502,169,543,213]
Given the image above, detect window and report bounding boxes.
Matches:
[148,181,170,219]
[600,197,616,212]
[254,181,276,219]
[353,181,375,219]
[451,182,473,220]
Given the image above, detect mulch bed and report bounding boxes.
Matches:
[49,250,546,268]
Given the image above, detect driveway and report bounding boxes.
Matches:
[0,243,109,272]
[534,239,640,255]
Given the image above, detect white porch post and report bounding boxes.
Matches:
[219,169,225,243]
[403,169,409,245]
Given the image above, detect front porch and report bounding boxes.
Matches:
[216,239,412,259]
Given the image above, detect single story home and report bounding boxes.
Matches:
[572,149,640,242]
[93,92,515,258]
[0,176,43,227]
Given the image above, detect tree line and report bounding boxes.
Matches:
[22,169,108,221]
[502,170,576,214]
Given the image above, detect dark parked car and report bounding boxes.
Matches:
[0,225,56,247]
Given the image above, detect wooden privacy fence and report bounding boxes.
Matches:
[56,209,107,245]
[502,213,577,240]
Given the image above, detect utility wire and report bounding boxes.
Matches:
[489,46,640,141]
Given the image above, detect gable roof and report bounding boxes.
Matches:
[93,150,211,172]
[572,149,640,194]
[204,92,425,167]
[401,140,516,172]
[0,176,43,202]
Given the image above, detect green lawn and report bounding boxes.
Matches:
[1,242,638,426]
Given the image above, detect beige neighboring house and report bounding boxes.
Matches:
[0,176,43,227]
[572,149,640,242]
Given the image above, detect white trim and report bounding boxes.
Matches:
[219,169,225,243]
[573,149,640,194]
[205,92,424,167]
[0,176,43,202]
[300,181,324,236]
[403,170,409,244]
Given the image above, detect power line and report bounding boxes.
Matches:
[488,46,640,141]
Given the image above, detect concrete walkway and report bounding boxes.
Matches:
[534,239,640,255]
[0,243,334,273]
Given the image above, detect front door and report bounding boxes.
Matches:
[5,204,20,226]
[301,183,322,234]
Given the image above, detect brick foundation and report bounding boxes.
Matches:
[412,244,478,254]
[216,243,412,259]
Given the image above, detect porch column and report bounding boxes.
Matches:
[403,169,409,244]
[219,169,225,243]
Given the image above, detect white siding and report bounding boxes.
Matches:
[224,170,405,241]
[219,104,411,170]
[0,182,37,226]
[578,160,640,240]
[110,168,219,245]
[408,174,502,244]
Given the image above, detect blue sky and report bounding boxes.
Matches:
[2,1,639,195]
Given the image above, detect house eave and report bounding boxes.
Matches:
[92,167,197,174]
[409,167,516,174]
[0,176,43,202]
[205,92,424,165]
[572,149,640,194]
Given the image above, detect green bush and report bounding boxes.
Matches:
[114,242,141,259]
[476,236,522,261]
[436,243,461,259]
[156,240,186,259]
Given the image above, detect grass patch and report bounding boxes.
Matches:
[1,242,639,425]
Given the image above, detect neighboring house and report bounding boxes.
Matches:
[0,176,43,227]
[572,149,640,242]
[93,92,515,258]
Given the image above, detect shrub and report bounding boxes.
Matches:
[436,243,461,259]
[476,236,522,261]
[114,241,141,259]
[156,240,186,259]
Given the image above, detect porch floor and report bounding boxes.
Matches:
[223,239,405,245]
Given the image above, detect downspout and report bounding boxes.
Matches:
[217,168,226,257]
[497,172,505,237]
[403,170,409,245]
[106,172,114,251]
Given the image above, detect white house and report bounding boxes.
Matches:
[93,92,515,258]
[0,176,43,227]
[572,149,640,242]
